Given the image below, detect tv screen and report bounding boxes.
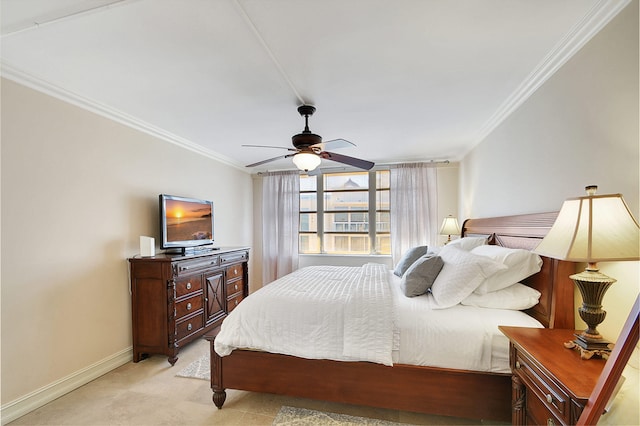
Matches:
[159,194,214,251]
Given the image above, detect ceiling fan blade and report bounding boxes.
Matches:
[319,151,374,170]
[245,154,295,168]
[242,144,297,152]
[310,138,355,151]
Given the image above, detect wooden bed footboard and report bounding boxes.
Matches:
[207,337,512,422]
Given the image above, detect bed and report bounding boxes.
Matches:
[206,212,576,422]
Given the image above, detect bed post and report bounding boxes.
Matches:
[206,332,227,408]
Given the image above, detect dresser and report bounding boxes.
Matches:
[499,326,606,426]
[129,247,249,365]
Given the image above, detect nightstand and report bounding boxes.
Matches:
[499,326,606,426]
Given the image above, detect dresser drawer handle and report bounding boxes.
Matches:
[187,323,192,331]
[186,303,192,310]
[546,394,553,404]
[234,284,238,291]
[186,282,192,290]
[547,418,555,426]
[234,300,239,305]
[234,268,238,275]
[515,361,521,369]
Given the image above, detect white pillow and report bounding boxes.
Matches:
[430,245,507,309]
[470,245,543,294]
[445,236,488,251]
[461,283,541,310]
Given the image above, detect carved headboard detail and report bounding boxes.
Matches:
[462,212,575,329]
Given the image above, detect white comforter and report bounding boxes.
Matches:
[214,264,543,372]
[214,263,395,366]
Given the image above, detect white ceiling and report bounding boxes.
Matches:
[0,0,630,172]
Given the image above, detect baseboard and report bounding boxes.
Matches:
[0,347,133,425]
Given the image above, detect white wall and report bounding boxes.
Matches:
[0,79,254,419]
[460,0,639,341]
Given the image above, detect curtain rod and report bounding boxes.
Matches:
[255,159,453,175]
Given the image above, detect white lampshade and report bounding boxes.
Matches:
[440,215,460,236]
[292,152,321,172]
[535,186,640,262]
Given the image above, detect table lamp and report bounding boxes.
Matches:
[440,215,460,244]
[535,185,640,356]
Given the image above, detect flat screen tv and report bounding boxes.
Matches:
[159,194,214,253]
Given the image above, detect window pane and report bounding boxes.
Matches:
[324,172,368,191]
[324,190,368,211]
[376,234,391,255]
[299,233,320,253]
[300,193,316,212]
[300,174,317,191]
[377,189,389,210]
[323,234,370,254]
[299,213,317,232]
[376,170,390,189]
[376,212,390,232]
[324,213,369,232]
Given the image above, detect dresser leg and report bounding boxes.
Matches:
[512,375,526,425]
[213,389,227,409]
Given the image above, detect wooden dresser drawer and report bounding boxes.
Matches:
[177,313,204,342]
[227,293,243,313]
[225,263,244,280]
[226,279,243,297]
[516,352,569,423]
[175,276,202,298]
[221,251,248,266]
[175,256,219,275]
[175,294,203,319]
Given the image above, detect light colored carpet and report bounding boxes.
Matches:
[272,406,415,426]
[176,353,210,380]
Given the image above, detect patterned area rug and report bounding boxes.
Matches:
[176,353,210,380]
[272,406,413,426]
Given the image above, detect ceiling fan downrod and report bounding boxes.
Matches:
[292,105,321,148]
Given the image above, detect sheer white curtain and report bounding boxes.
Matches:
[390,163,438,265]
[262,171,300,284]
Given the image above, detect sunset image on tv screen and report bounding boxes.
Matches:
[165,199,212,242]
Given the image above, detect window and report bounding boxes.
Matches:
[299,170,390,255]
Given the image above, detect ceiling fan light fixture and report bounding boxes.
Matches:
[292,152,321,172]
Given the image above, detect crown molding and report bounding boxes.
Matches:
[0,61,248,173]
[469,0,631,153]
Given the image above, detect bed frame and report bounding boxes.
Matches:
[206,212,576,421]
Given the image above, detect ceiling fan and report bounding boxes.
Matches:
[243,105,375,172]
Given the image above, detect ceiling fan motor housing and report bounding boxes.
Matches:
[292,132,322,149]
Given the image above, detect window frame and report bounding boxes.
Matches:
[299,169,390,255]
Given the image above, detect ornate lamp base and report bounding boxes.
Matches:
[565,266,616,359]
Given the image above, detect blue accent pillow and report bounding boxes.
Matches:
[393,246,428,277]
[400,255,445,297]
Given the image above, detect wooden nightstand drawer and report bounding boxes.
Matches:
[175,276,202,298]
[516,352,569,423]
[525,387,563,426]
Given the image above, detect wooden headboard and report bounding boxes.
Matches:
[462,212,575,329]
